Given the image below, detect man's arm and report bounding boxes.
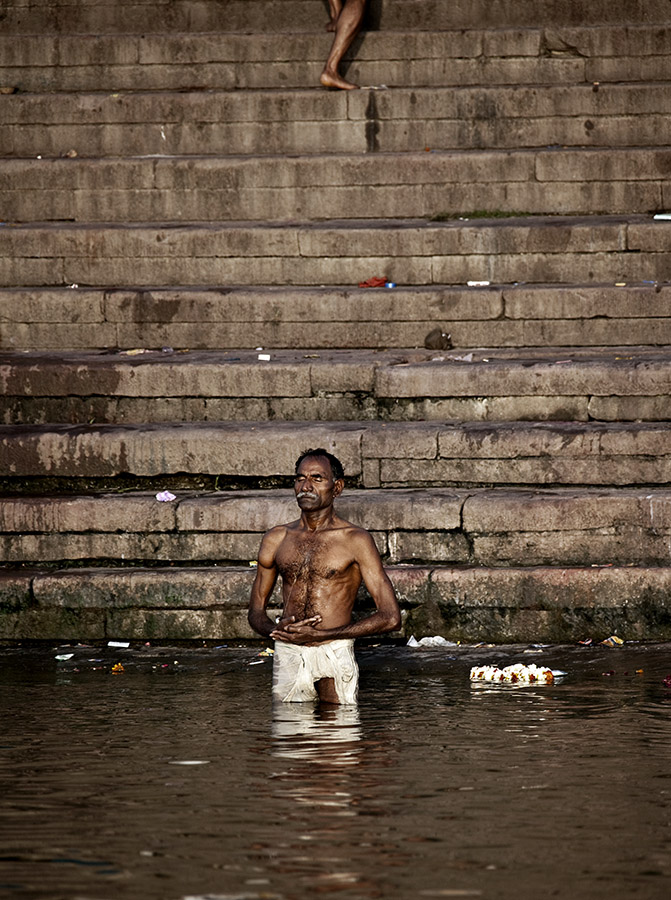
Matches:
[248,531,281,638]
[272,530,401,643]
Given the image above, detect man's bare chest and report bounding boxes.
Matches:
[276,533,352,584]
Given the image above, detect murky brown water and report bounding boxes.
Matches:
[1,641,670,900]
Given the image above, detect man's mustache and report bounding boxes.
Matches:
[298,491,318,499]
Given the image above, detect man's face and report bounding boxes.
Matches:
[294,456,342,512]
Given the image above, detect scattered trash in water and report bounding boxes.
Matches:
[55,653,74,661]
[663,674,671,688]
[653,213,671,220]
[111,663,124,674]
[249,560,258,567]
[258,353,271,361]
[108,640,130,648]
[156,490,176,502]
[467,280,490,286]
[358,276,387,288]
[258,648,274,657]
[601,635,624,647]
[578,638,593,645]
[407,635,458,648]
[249,659,266,666]
[385,281,396,288]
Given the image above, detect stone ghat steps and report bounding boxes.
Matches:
[2,216,669,288]
[2,487,671,568]
[3,420,671,488]
[3,26,670,92]
[3,148,668,223]
[2,563,670,643]
[2,0,668,34]
[4,347,671,425]
[3,284,671,352]
[3,84,671,157]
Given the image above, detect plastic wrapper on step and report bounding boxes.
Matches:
[469,663,559,685]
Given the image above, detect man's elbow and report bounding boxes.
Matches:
[382,607,402,633]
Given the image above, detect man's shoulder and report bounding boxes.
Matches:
[262,520,300,542]
[334,518,374,543]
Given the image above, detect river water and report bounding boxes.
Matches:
[1,641,670,900]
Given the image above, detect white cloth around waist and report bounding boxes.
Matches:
[272,639,359,704]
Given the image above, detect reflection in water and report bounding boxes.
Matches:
[272,702,362,764]
[268,702,394,896]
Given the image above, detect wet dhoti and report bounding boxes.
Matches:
[272,639,359,704]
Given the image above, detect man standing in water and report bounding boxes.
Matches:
[248,448,401,704]
[320,0,367,90]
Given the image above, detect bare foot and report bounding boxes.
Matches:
[326,18,338,32]
[320,68,359,90]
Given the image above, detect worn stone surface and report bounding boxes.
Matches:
[3,285,671,352]
[2,564,670,642]
[0,421,366,478]
[0,571,33,612]
[33,567,256,608]
[3,26,668,91]
[3,488,670,569]
[1,148,666,222]
[3,218,670,289]
[2,420,670,486]
[2,0,669,35]
[427,566,671,642]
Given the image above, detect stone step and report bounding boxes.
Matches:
[2,284,669,353]
[3,347,671,425]
[1,0,667,34]
[3,27,669,92]
[2,148,667,223]
[1,487,670,568]
[2,420,671,489]
[0,216,668,288]
[1,563,669,643]
[2,83,670,157]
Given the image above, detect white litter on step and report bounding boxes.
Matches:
[407,635,458,648]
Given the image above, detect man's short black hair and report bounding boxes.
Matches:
[295,448,345,481]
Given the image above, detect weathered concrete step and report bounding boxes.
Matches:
[3,148,668,222]
[2,487,671,568]
[2,564,670,643]
[2,83,670,157]
[1,216,668,288]
[4,27,668,92]
[1,0,667,34]
[4,347,671,425]
[2,420,671,488]
[3,284,670,352]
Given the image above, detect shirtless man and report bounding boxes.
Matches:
[320,0,367,90]
[248,448,401,704]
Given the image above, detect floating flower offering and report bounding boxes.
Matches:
[470,663,562,684]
